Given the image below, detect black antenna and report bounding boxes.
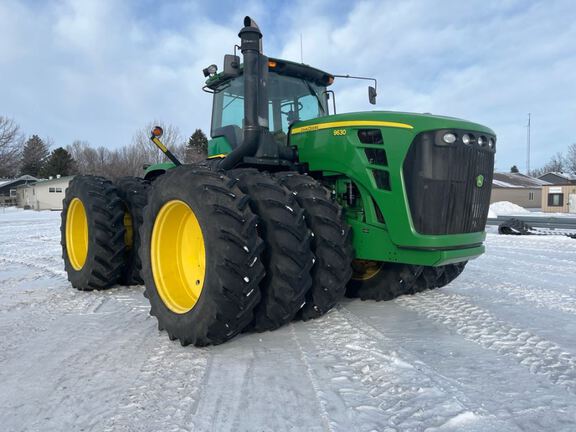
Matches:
[526,113,531,174]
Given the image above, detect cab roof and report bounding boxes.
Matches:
[205,57,334,90]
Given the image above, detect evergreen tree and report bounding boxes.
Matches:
[41,147,78,177]
[510,165,519,173]
[20,135,50,177]
[185,129,208,163]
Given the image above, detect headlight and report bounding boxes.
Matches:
[488,138,495,149]
[443,133,457,144]
[462,134,471,145]
[477,136,486,147]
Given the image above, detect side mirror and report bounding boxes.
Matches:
[222,54,240,79]
[368,86,377,105]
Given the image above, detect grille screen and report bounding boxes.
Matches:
[358,129,383,144]
[372,170,391,191]
[403,131,495,235]
[365,149,388,166]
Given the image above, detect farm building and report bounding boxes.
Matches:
[490,172,549,210]
[0,175,38,206]
[541,183,576,213]
[538,172,576,185]
[16,176,74,211]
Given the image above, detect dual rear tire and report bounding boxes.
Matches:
[61,176,126,290]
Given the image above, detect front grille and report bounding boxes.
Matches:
[403,130,495,235]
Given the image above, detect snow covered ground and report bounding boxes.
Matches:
[1,208,576,432]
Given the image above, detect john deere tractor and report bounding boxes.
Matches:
[61,17,495,346]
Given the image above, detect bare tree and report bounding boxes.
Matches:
[566,143,576,175]
[547,152,566,172]
[65,122,187,179]
[0,116,24,177]
[530,152,567,178]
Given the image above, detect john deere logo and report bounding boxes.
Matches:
[476,174,485,188]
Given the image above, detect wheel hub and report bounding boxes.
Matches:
[66,198,89,271]
[151,200,206,314]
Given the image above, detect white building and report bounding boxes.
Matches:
[17,176,74,211]
[0,175,38,206]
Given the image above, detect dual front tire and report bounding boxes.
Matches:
[140,167,265,346]
[140,168,353,345]
[347,260,468,300]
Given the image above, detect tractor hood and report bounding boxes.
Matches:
[290,111,495,137]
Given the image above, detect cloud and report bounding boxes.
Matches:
[1,0,575,172]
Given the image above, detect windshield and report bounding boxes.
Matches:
[211,72,327,137]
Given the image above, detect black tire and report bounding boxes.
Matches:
[346,261,422,301]
[412,262,468,293]
[61,175,126,290]
[498,218,532,235]
[115,177,150,285]
[140,166,265,346]
[275,172,353,320]
[229,169,314,331]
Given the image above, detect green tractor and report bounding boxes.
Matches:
[61,17,495,346]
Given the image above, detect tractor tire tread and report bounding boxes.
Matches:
[116,176,150,285]
[275,172,354,320]
[140,166,265,346]
[61,175,126,291]
[229,169,314,331]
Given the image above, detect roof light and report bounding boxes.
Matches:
[268,60,277,68]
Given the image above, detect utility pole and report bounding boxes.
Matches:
[526,113,531,174]
[300,33,303,63]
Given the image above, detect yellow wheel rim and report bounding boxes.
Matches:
[124,212,134,249]
[66,198,89,271]
[351,260,382,281]
[151,200,206,314]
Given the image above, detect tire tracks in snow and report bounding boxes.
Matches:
[103,337,210,432]
[0,255,66,279]
[396,292,576,395]
[468,281,576,316]
[293,308,481,432]
[290,324,334,432]
[192,330,329,432]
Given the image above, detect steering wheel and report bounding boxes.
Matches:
[280,101,303,116]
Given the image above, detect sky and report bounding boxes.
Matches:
[1,0,575,172]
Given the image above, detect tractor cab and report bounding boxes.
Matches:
[205,59,333,155]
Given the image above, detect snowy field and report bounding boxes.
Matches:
[1,208,576,432]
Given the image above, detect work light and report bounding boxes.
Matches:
[203,64,218,77]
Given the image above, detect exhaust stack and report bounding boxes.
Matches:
[220,16,281,170]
